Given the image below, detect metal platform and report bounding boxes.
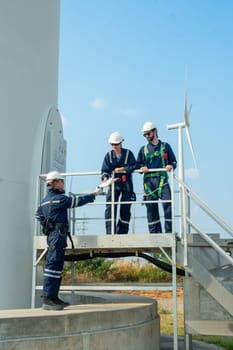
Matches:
[35,233,176,253]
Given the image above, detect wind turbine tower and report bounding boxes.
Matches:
[0,1,65,309]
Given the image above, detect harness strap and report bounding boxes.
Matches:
[144,171,167,179]
[144,142,167,168]
[143,142,168,198]
[109,149,130,166]
[158,175,166,198]
[124,149,129,165]
[144,182,158,199]
[109,150,112,163]
[144,175,166,199]
[67,232,74,249]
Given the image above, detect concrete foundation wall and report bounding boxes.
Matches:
[0,293,160,350]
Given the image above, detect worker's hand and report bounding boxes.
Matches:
[93,186,104,196]
[114,167,125,173]
[165,165,173,172]
[140,166,149,173]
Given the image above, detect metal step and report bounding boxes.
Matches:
[185,320,233,336]
[186,256,233,316]
[210,264,233,294]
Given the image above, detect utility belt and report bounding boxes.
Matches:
[115,176,134,195]
[43,221,68,236]
[115,174,128,183]
[144,171,167,180]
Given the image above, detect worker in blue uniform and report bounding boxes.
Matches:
[36,170,102,310]
[136,122,177,233]
[101,131,136,234]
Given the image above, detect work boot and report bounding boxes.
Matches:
[54,296,70,307]
[42,297,64,311]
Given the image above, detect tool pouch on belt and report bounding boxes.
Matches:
[42,218,55,236]
[55,223,74,248]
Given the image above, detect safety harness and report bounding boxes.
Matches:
[108,149,129,165]
[143,142,168,199]
[108,149,130,184]
[39,198,74,248]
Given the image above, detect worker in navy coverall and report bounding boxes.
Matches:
[101,131,136,234]
[136,122,177,233]
[36,170,101,310]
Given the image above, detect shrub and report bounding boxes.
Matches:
[63,258,174,283]
[74,258,113,282]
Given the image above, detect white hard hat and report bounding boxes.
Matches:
[142,121,156,133]
[46,170,64,184]
[108,131,124,144]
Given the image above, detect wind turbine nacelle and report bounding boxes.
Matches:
[167,122,186,130]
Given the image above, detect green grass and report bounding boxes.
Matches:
[193,335,233,350]
[160,311,233,350]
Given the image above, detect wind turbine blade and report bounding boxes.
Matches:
[184,92,190,127]
[185,126,197,169]
[188,104,192,115]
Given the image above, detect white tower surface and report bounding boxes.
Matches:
[0,1,64,309]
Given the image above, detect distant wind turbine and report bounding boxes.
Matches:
[167,91,197,182]
[183,92,197,170]
[167,91,197,240]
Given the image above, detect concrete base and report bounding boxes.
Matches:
[0,292,160,350]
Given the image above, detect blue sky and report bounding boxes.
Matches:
[58,0,233,235]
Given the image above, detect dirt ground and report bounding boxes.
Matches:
[112,287,184,313]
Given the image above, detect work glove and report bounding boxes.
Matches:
[94,186,104,196]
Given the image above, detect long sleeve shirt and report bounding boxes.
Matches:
[36,188,95,227]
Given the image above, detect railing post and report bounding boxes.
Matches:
[182,183,188,267]
[170,168,175,234]
[172,243,178,350]
[111,179,115,235]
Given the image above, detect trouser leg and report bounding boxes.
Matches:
[43,248,65,299]
[161,183,172,233]
[146,200,162,233]
[105,189,119,234]
[105,204,116,234]
[116,195,131,234]
[43,232,66,299]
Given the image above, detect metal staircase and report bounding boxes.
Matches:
[175,178,233,348]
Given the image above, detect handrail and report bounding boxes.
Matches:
[174,175,233,237]
[186,217,233,266]
[67,168,174,235]
[174,174,233,267]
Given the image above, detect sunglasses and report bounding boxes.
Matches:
[143,131,152,137]
[111,143,121,146]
